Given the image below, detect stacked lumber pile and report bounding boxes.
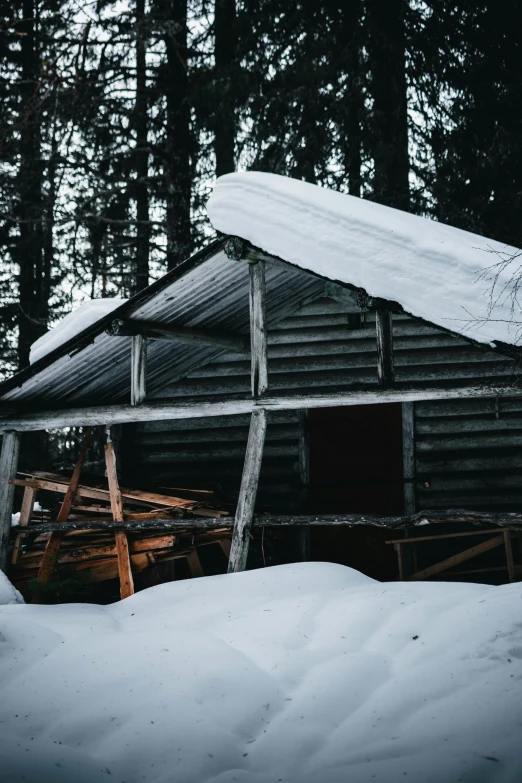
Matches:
[8,427,232,602]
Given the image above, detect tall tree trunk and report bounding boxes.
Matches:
[366,0,409,210]
[17,0,47,367]
[134,0,150,292]
[163,0,191,270]
[214,0,236,177]
[342,0,363,197]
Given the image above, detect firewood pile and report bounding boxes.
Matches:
[8,428,232,602]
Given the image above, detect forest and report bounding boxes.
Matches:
[1,0,521,377]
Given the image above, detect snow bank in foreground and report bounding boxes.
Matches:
[0,571,24,605]
[29,298,127,364]
[1,562,521,783]
[208,172,522,346]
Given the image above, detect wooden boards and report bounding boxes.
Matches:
[228,409,267,573]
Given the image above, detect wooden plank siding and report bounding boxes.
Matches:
[127,297,520,516]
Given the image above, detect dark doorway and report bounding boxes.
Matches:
[307,403,403,580]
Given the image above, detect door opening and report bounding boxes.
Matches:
[307,403,403,580]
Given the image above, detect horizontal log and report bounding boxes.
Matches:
[3,385,522,432]
[416,416,522,435]
[416,432,522,452]
[107,318,247,353]
[11,508,522,535]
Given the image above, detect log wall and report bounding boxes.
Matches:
[130,297,519,513]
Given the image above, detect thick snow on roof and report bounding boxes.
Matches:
[1,563,522,782]
[208,172,522,347]
[29,298,127,364]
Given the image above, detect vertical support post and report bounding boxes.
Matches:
[0,431,21,572]
[401,401,416,573]
[228,409,267,573]
[375,308,394,388]
[298,410,310,561]
[504,530,516,583]
[105,438,134,598]
[402,402,415,514]
[249,260,268,397]
[131,335,147,406]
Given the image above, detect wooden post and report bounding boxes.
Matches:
[131,335,147,406]
[12,486,36,564]
[375,308,394,388]
[504,530,516,582]
[0,431,21,572]
[298,410,310,561]
[228,409,267,573]
[34,427,94,598]
[105,439,134,598]
[249,261,268,397]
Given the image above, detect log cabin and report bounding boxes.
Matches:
[1,171,522,590]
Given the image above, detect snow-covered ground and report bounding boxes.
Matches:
[1,563,521,783]
[208,171,522,347]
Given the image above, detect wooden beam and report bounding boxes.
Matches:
[131,335,147,406]
[5,385,522,432]
[107,318,247,353]
[249,261,268,397]
[10,476,199,510]
[11,509,522,535]
[105,441,134,598]
[0,431,20,571]
[386,527,507,545]
[504,529,516,582]
[298,410,310,561]
[375,308,394,388]
[407,534,506,581]
[228,409,267,573]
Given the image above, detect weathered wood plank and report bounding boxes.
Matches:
[10,476,198,509]
[228,409,267,572]
[11,509,522,536]
[386,528,506,545]
[0,431,21,571]
[107,318,247,353]
[131,335,147,406]
[5,385,522,432]
[249,261,268,397]
[376,309,394,388]
[186,548,204,578]
[407,534,506,581]
[11,486,36,564]
[105,441,134,598]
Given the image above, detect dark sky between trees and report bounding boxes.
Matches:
[0,0,521,374]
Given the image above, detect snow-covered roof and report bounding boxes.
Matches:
[208,172,522,347]
[30,298,127,364]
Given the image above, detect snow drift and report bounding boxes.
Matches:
[1,562,521,782]
[208,171,522,347]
